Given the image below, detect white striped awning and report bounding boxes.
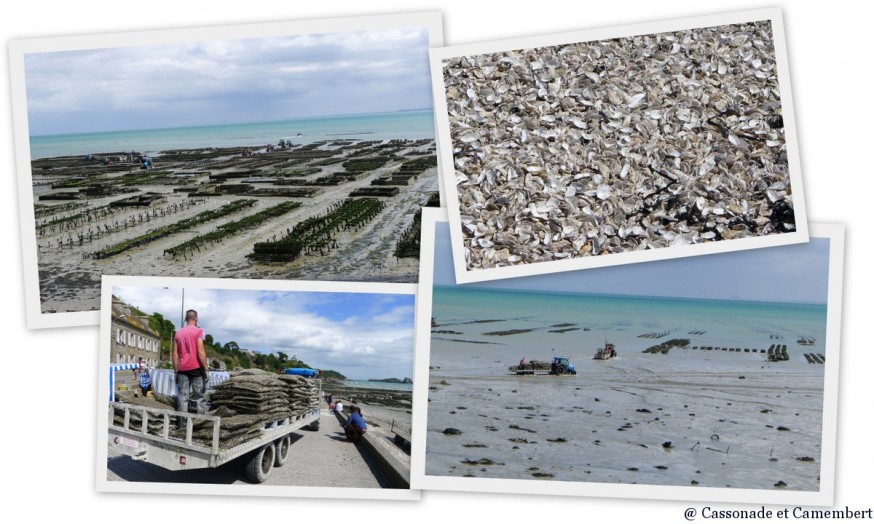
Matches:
[108,363,140,402]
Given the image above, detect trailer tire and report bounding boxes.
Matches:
[245,444,275,483]
[274,435,291,467]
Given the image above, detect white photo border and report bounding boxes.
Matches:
[410,208,842,506]
[429,8,809,284]
[96,274,420,500]
[12,11,444,329]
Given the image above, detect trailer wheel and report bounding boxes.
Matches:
[274,435,291,467]
[556,364,567,375]
[245,444,275,483]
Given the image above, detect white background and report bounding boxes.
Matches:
[2,1,871,522]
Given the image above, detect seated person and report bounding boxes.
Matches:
[344,406,367,442]
[136,358,152,397]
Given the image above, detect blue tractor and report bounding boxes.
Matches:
[551,356,576,375]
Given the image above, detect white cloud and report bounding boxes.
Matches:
[111,286,414,379]
[25,27,432,134]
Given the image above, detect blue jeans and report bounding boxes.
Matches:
[176,371,204,426]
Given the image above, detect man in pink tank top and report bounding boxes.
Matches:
[172,309,209,427]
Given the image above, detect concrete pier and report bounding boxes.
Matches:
[105,406,398,488]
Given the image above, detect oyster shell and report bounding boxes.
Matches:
[443,21,794,270]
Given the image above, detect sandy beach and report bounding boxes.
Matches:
[31,138,437,313]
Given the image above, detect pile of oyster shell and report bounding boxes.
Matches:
[442,21,794,270]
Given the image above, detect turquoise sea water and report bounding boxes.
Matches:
[29,110,435,159]
[343,379,412,392]
[431,286,828,368]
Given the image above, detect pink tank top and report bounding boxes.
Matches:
[174,324,204,372]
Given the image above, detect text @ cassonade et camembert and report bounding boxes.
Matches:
[693,506,873,520]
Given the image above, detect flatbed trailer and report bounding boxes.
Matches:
[508,356,576,375]
[108,402,319,483]
[508,365,554,375]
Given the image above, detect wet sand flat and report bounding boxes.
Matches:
[426,356,823,490]
[424,291,828,491]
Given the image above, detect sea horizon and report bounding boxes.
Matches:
[29,109,435,160]
[29,107,434,139]
[441,284,828,309]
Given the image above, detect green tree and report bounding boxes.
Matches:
[320,369,347,380]
[148,312,176,362]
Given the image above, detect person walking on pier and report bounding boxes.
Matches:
[172,309,209,427]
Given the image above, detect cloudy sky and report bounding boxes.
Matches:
[433,223,832,304]
[112,286,415,381]
[25,27,432,136]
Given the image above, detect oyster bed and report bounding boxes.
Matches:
[31,138,437,314]
[442,21,795,270]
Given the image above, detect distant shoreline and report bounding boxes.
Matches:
[333,379,413,393]
[367,378,412,384]
[29,109,436,159]
[29,108,435,141]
